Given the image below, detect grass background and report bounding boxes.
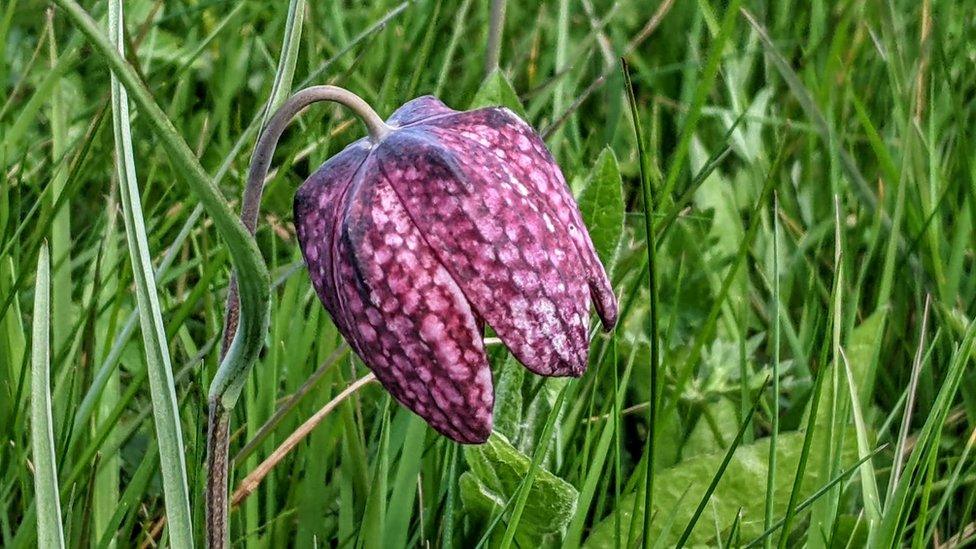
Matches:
[2,0,975,547]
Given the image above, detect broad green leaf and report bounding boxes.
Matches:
[578,148,625,269]
[683,397,739,456]
[519,377,567,460]
[583,432,857,547]
[499,381,571,548]
[469,68,527,119]
[461,433,578,540]
[492,355,524,442]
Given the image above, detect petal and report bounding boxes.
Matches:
[375,130,590,377]
[294,138,371,337]
[386,95,456,128]
[418,108,618,330]
[338,173,493,443]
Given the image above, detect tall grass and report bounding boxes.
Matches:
[108,2,193,545]
[2,1,974,547]
[30,245,65,549]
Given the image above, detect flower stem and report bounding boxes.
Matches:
[205,401,230,549]
[218,86,389,357]
[209,85,388,549]
[244,86,389,233]
[485,0,506,76]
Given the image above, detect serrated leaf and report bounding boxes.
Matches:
[462,433,578,539]
[578,148,625,269]
[583,431,857,547]
[469,69,527,119]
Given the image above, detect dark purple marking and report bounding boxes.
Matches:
[295,95,617,443]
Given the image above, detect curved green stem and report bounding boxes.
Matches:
[218,85,389,359]
[52,4,271,546]
[211,85,386,548]
[245,85,389,232]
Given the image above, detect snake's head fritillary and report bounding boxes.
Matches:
[294,96,617,443]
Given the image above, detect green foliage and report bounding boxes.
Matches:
[469,69,527,119]
[108,2,193,544]
[584,432,857,547]
[461,432,578,544]
[2,0,974,547]
[578,147,625,269]
[30,246,65,549]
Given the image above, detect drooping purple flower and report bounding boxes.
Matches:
[294,96,617,443]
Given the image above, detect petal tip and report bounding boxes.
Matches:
[600,304,619,332]
[448,416,492,445]
[591,281,619,332]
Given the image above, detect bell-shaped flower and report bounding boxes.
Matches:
[295,96,617,443]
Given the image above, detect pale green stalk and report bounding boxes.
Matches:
[30,245,65,549]
[46,8,72,390]
[108,2,193,546]
[92,184,121,549]
[763,194,781,547]
[550,0,570,147]
[485,0,506,76]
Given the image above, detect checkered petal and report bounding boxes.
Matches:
[296,149,492,443]
[417,107,618,330]
[295,94,618,443]
[374,129,592,376]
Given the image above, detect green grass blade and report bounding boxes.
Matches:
[763,194,782,548]
[564,348,636,549]
[261,0,306,128]
[741,7,875,211]
[497,381,571,549]
[659,0,743,201]
[875,319,976,546]
[51,0,270,411]
[622,57,660,549]
[108,2,193,545]
[45,17,73,367]
[92,183,122,548]
[30,244,65,549]
[923,426,976,544]
[674,378,768,548]
[777,361,828,548]
[359,404,391,548]
[840,350,882,541]
[434,0,473,95]
[385,416,426,549]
